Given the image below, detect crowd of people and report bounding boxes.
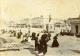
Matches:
[1,29,59,56]
[29,31,59,56]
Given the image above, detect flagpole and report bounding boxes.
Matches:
[47,14,51,33]
[28,15,31,36]
[28,15,32,43]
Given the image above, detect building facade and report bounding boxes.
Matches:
[31,16,44,28]
[8,21,15,27]
[70,20,80,34]
[68,16,80,34]
[15,18,29,28]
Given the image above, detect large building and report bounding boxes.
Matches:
[8,21,15,27]
[49,19,69,33]
[7,16,70,33]
[15,18,29,28]
[31,16,44,28]
[68,16,80,34]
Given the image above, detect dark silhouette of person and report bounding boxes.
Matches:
[34,33,39,51]
[31,32,36,40]
[38,32,48,55]
[13,30,16,37]
[17,30,23,39]
[48,32,51,40]
[21,33,28,43]
[52,34,59,47]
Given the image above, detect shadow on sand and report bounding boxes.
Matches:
[28,48,38,56]
[70,50,80,54]
[0,49,20,52]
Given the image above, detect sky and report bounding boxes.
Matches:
[0,0,80,22]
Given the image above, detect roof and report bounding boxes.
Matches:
[68,18,79,20]
[68,16,80,20]
[70,20,80,24]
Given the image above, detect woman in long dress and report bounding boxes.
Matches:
[27,33,31,43]
[34,33,39,51]
[31,32,36,40]
[38,33,48,55]
[52,34,59,47]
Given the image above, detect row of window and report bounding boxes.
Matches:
[54,25,66,27]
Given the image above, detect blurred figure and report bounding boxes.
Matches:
[21,33,28,43]
[31,32,36,40]
[17,30,23,39]
[52,34,59,47]
[34,33,39,51]
[48,32,51,40]
[14,31,16,37]
[13,30,16,37]
[38,31,48,55]
[20,30,23,35]
[27,33,31,43]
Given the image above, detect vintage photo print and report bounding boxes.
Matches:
[0,0,80,56]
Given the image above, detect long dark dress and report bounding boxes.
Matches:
[52,35,59,47]
[35,37,39,51]
[48,33,51,40]
[31,32,36,40]
[52,39,59,47]
[38,39,47,55]
[13,31,16,37]
[38,34,48,55]
[17,32,22,39]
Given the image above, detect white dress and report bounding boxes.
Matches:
[28,37,31,42]
[27,33,31,42]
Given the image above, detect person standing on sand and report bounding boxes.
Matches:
[31,32,36,40]
[52,34,59,47]
[38,31,48,56]
[34,33,39,51]
[17,30,23,39]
